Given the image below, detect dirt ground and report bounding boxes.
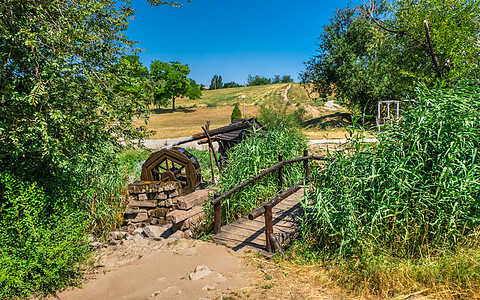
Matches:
[46,236,344,300]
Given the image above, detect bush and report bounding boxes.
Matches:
[230,103,242,121]
[258,102,306,130]
[207,103,218,107]
[0,172,89,299]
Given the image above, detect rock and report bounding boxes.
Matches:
[106,231,127,241]
[168,230,184,240]
[188,265,212,281]
[132,227,144,235]
[172,211,205,231]
[127,200,157,208]
[90,241,102,248]
[125,206,146,214]
[124,212,148,223]
[176,190,209,210]
[132,234,145,242]
[138,193,148,201]
[153,192,168,200]
[143,225,169,240]
[149,207,168,218]
[166,206,203,224]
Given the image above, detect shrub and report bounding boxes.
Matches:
[230,103,242,121]
[207,103,218,107]
[0,172,89,299]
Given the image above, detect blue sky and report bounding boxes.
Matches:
[127,0,354,86]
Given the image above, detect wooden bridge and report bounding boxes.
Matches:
[208,150,326,256]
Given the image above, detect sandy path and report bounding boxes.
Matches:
[49,239,253,300]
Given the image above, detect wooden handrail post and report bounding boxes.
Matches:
[213,193,222,234]
[303,149,309,178]
[278,153,284,190]
[264,205,273,252]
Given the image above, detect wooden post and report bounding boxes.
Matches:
[213,193,222,234]
[202,126,221,172]
[278,153,284,190]
[303,149,309,179]
[264,205,273,252]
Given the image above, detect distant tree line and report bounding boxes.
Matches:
[247,74,293,86]
[209,74,294,89]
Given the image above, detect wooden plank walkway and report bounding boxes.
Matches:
[211,189,304,255]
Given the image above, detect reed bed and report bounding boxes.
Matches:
[300,84,480,297]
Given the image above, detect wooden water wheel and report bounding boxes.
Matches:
[141,148,202,195]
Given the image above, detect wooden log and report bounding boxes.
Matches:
[211,155,326,205]
[248,180,306,220]
[265,205,273,253]
[278,153,284,190]
[303,149,309,178]
[213,193,222,234]
[269,233,285,254]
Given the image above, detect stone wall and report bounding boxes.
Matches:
[123,181,208,237]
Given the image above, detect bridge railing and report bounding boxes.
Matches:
[210,149,326,251]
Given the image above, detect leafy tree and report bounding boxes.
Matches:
[280,75,294,83]
[247,74,271,86]
[110,55,151,104]
[231,102,242,121]
[302,0,480,115]
[186,79,202,100]
[272,75,282,84]
[150,61,200,110]
[210,74,223,90]
[224,81,242,88]
[0,0,162,297]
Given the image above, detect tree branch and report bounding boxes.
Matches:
[423,20,442,76]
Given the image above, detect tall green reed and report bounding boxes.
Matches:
[217,128,307,224]
[303,84,480,258]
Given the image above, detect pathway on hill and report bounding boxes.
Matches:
[282,83,292,102]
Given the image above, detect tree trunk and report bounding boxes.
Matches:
[172,97,176,111]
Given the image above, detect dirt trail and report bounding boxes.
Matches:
[48,238,253,300]
[282,83,292,102]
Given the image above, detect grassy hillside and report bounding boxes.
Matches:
[138,83,348,139]
[176,83,317,107]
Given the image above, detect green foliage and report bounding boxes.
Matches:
[302,0,480,115]
[302,85,480,259]
[150,61,201,110]
[230,103,242,121]
[258,102,306,131]
[247,74,271,86]
[0,172,89,299]
[210,74,223,90]
[207,102,218,107]
[272,75,294,84]
[217,128,306,224]
[223,81,242,88]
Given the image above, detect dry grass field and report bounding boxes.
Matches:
[136,83,350,139]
